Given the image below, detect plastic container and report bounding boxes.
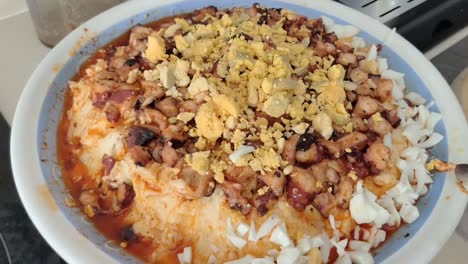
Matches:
[26,0,125,47]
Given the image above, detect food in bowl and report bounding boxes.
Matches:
[57,3,449,263]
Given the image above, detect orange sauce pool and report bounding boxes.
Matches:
[56,14,187,263]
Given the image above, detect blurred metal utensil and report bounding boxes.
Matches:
[455,164,468,183]
[26,0,126,47]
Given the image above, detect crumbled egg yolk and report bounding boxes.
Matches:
[146,35,167,63]
[313,112,333,140]
[195,92,240,139]
[185,151,211,175]
[262,93,290,118]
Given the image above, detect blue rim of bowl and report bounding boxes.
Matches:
[36,0,448,263]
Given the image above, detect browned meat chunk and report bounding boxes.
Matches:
[296,143,326,164]
[156,97,179,117]
[286,167,319,210]
[162,123,187,142]
[353,96,380,117]
[349,67,368,84]
[125,126,157,147]
[102,154,116,175]
[253,190,278,216]
[382,109,401,127]
[161,144,179,167]
[368,117,393,136]
[312,192,336,217]
[282,134,300,165]
[108,89,138,104]
[364,142,391,170]
[222,181,252,215]
[375,78,393,102]
[129,146,152,166]
[105,103,121,123]
[258,170,286,196]
[336,52,357,66]
[335,177,354,209]
[338,132,368,151]
[191,6,218,23]
[177,166,213,199]
[351,117,368,132]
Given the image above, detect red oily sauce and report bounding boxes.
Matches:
[57,14,186,263]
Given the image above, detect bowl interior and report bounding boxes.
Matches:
[37,0,448,263]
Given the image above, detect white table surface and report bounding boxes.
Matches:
[0,9,467,264]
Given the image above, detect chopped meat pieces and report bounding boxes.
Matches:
[102,154,116,175]
[353,96,380,117]
[312,192,336,217]
[161,144,179,167]
[125,126,157,147]
[129,146,152,166]
[258,170,286,196]
[364,142,390,170]
[253,190,278,216]
[156,97,179,117]
[282,134,300,165]
[222,181,252,215]
[296,143,326,164]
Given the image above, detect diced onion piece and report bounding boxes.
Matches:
[329,215,336,230]
[383,133,393,149]
[310,235,324,248]
[277,247,302,264]
[229,145,255,163]
[227,233,246,249]
[354,226,361,240]
[417,133,443,148]
[251,257,275,264]
[426,112,442,131]
[266,249,279,258]
[225,255,255,264]
[330,24,360,38]
[406,92,426,105]
[256,214,281,241]
[297,236,312,254]
[248,219,257,241]
[177,247,192,264]
[237,222,249,237]
[350,181,390,228]
[335,254,352,264]
[382,69,405,89]
[207,255,217,264]
[377,57,388,73]
[372,230,386,248]
[366,45,377,61]
[332,239,349,257]
[399,203,420,223]
[227,218,247,249]
[352,36,366,49]
[349,240,372,252]
[269,223,292,247]
[349,251,375,264]
[320,231,332,262]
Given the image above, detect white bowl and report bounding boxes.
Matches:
[10,0,468,263]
